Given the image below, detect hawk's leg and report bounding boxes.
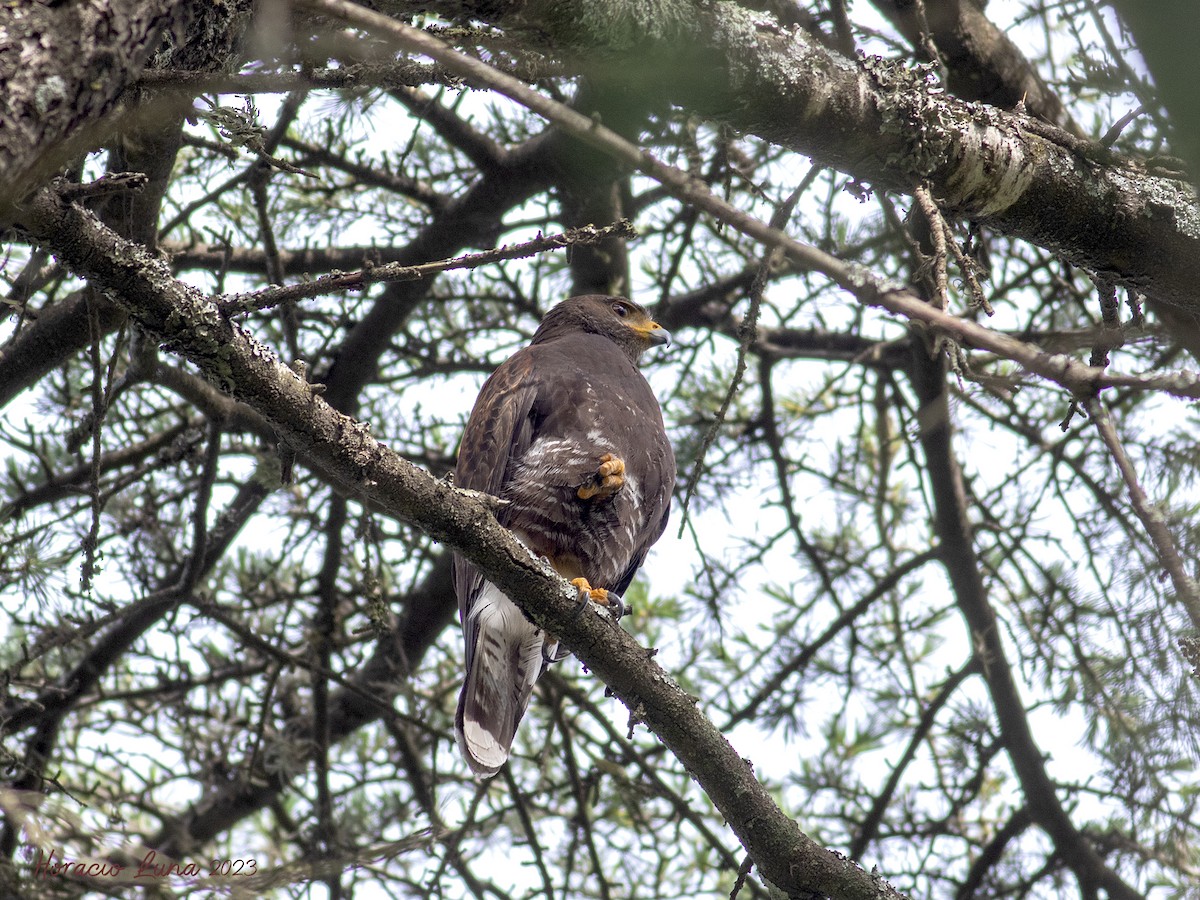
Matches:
[570,577,626,619]
[576,453,625,501]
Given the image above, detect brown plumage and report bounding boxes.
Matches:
[453,295,675,776]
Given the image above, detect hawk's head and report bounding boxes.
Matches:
[532,295,671,363]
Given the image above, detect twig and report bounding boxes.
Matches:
[58,172,148,202]
[910,0,948,84]
[177,419,223,592]
[135,62,460,93]
[1088,276,1123,366]
[729,854,754,900]
[1085,396,1200,631]
[913,184,949,311]
[942,220,992,314]
[1100,105,1144,148]
[678,173,813,531]
[217,220,637,314]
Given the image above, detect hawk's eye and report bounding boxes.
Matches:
[612,302,629,318]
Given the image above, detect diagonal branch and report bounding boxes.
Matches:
[1084,396,1200,631]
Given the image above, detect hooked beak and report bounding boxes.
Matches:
[639,321,671,347]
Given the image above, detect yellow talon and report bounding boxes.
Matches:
[577,453,626,500]
[571,577,610,605]
[571,578,626,618]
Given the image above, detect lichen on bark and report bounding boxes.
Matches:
[512,0,699,50]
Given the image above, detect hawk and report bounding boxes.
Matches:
[453,295,676,777]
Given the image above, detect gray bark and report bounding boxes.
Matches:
[0,1,181,217]
[433,0,1200,313]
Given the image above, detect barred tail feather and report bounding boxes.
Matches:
[456,583,546,777]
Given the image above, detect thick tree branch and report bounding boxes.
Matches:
[0,0,252,410]
[386,0,1200,314]
[17,183,909,900]
[869,0,1081,134]
[0,1,178,218]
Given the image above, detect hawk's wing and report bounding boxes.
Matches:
[453,348,539,674]
[452,349,547,776]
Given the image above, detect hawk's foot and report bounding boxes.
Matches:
[571,577,626,619]
[542,635,570,664]
[576,453,625,501]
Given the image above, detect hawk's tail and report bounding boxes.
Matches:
[455,584,550,777]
